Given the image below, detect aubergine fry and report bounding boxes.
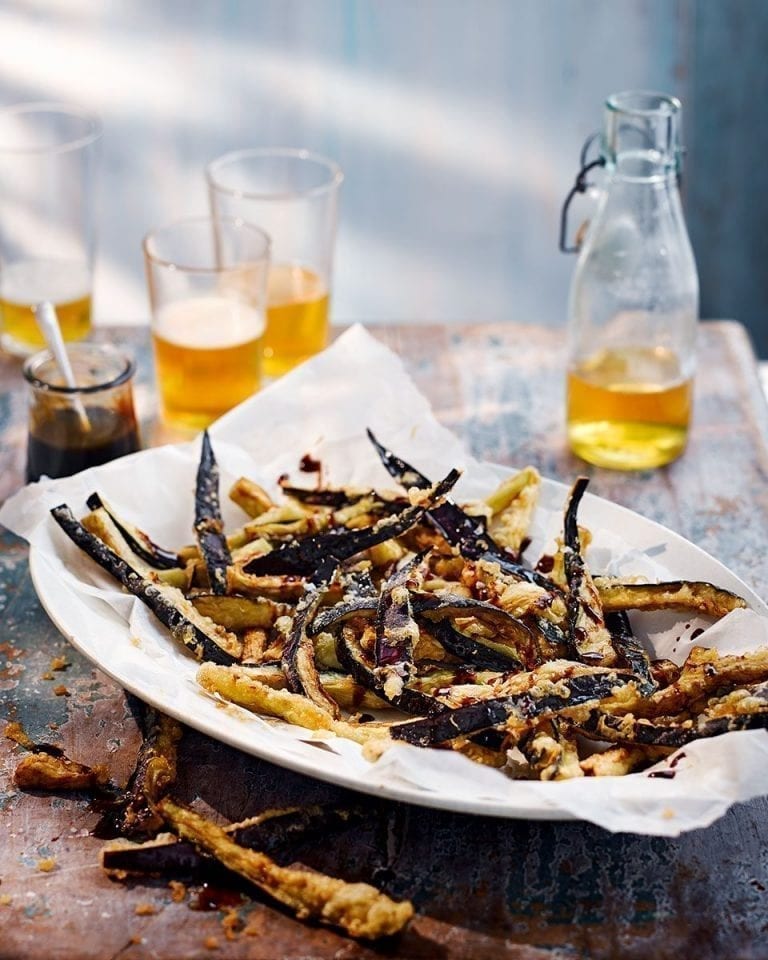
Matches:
[373,551,426,695]
[99,707,182,840]
[563,478,617,666]
[51,505,242,665]
[86,492,181,570]
[282,565,342,717]
[156,798,413,939]
[194,430,232,595]
[391,669,633,746]
[595,578,747,619]
[430,619,525,671]
[606,611,656,697]
[243,468,460,578]
[336,624,445,716]
[366,428,557,589]
[102,802,372,877]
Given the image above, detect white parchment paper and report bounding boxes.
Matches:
[3,324,768,836]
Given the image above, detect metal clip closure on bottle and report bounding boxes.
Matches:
[561,90,699,471]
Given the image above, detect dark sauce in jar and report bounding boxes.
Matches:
[26,405,140,482]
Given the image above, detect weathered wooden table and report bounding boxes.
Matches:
[2,322,768,960]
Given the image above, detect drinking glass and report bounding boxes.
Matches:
[0,102,101,356]
[24,343,140,482]
[206,148,343,378]
[143,216,270,431]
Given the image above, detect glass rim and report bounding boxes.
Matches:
[0,101,102,155]
[23,343,135,395]
[605,90,681,118]
[142,215,271,273]
[206,147,344,201]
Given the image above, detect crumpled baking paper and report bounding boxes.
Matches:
[3,324,768,836]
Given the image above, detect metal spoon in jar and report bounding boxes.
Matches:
[34,300,91,433]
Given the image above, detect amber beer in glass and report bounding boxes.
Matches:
[0,103,101,355]
[206,149,342,378]
[143,217,270,430]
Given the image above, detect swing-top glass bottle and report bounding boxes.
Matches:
[566,91,698,470]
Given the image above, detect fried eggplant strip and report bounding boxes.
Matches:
[606,611,656,696]
[101,707,182,840]
[578,680,768,747]
[336,625,445,716]
[156,799,413,939]
[102,803,371,877]
[367,428,557,588]
[243,469,460,578]
[82,508,189,589]
[195,431,232,595]
[595,578,747,619]
[391,669,631,746]
[51,505,242,664]
[14,752,110,791]
[229,476,275,518]
[189,593,288,631]
[282,564,341,718]
[518,719,583,781]
[579,744,672,776]
[374,552,427,696]
[197,663,390,746]
[563,478,616,665]
[430,619,524,671]
[86,492,181,570]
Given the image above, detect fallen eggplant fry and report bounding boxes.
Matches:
[54,433,768,794]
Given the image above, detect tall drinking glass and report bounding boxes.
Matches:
[206,148,343,378]
[143,216,270,431]
[0,102,101,356]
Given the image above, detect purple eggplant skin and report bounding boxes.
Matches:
[374,551,427,671]
[86,492,182,570]
[335,626,446,716]
[194,431,232,596]
[243,469,460,578]
[391,671,632,746]
[282,560,341,717]
[606,611,656,696]
[366,428,558,590]
[50,505,238,666]
[280,483,407,514]
[430,620,524,672]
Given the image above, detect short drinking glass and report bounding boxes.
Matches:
[206,148,343,378]
[143,216,270,430]
[0,102,101,355]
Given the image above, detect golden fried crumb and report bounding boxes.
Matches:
[52,685,70,697]
[243,912,265,937]
[50,656,69,671]
[36,858,56,873]
[41,671,54,681]
[661,808,676,820]
[204,936,219,950]
[134,902,157,916]
[0,894,12,906]
[4,721,33,749]
[169,880,186,903]
[221,906,243,941]
[47,722,58,731]
[129,936,142,945]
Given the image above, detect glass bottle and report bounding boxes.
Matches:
[565,91,699,470]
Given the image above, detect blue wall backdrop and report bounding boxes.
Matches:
[0,1,765,352]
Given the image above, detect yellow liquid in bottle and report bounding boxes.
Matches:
[0,259,91,355]
[263,264,329,378]
[567,346,692,470]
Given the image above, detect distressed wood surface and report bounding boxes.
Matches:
[1,322,768,960]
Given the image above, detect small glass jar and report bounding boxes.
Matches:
[23,343,140,482]
[565,91,699,471]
